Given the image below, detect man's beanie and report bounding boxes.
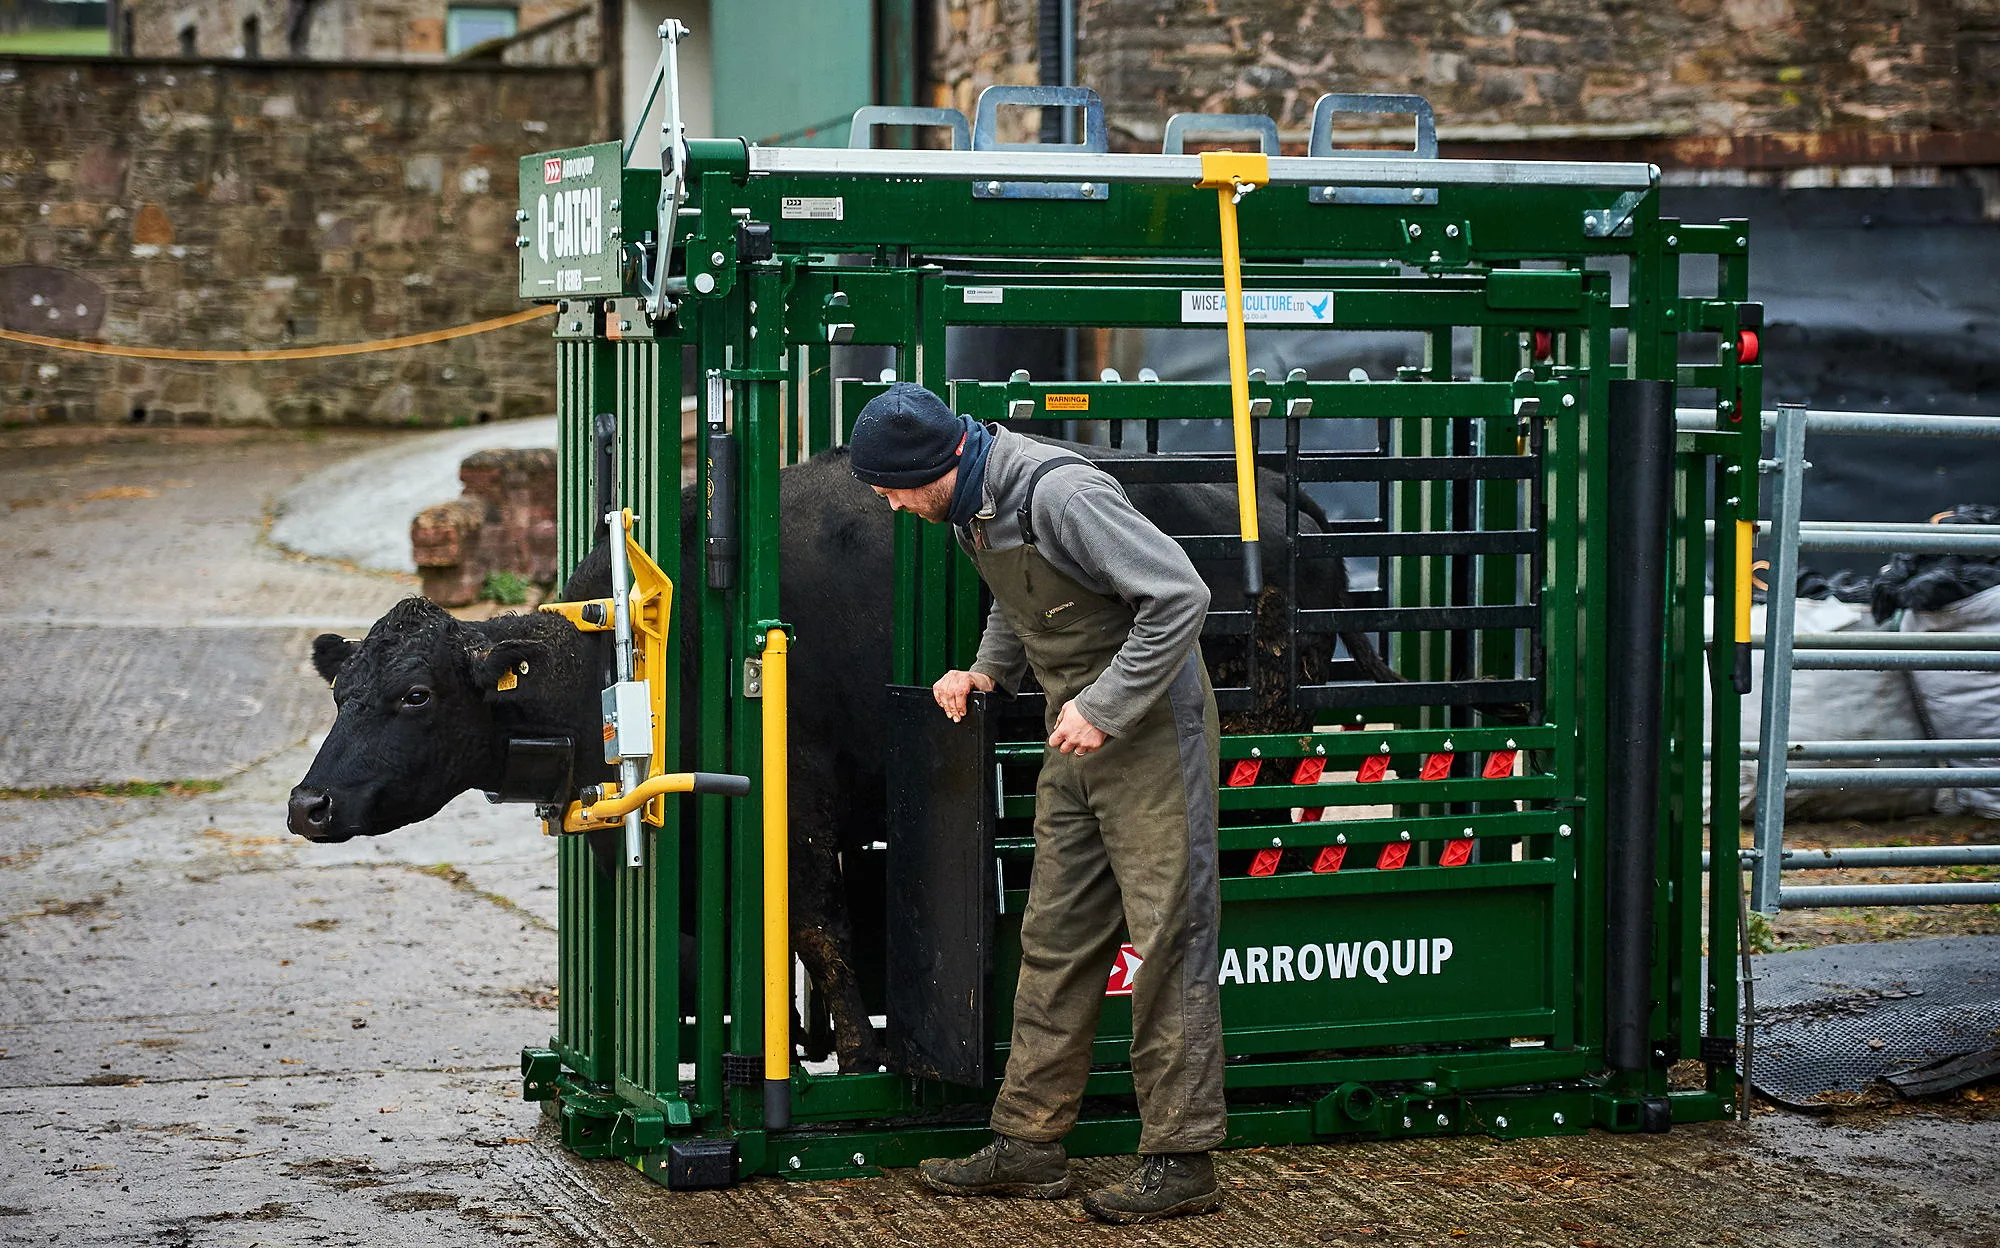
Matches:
[848,383,969,489]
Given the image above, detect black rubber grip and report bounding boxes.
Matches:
[1732,641,1753,696]
[1241,539,1263,599]
[692,771,752,797]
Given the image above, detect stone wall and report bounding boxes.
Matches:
[931,0,2000,152]
[125,0,587,61]
[0,56,599,426]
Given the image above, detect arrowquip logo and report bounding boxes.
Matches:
[1218,936,1454,986]
[1181,290,1334,326]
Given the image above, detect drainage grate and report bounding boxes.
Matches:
[1743,936,2000,1108]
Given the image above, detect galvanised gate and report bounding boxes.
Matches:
[514,66,1765,1188]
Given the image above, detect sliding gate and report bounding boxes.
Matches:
[516,74,1760,1186]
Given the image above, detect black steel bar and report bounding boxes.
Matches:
[1298,604,1540,631]
[1603,378,1674,1078]
[1286,415,1303,715]
[1300,529,1540,557]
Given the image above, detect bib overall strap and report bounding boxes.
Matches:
[1017,455,1102,547]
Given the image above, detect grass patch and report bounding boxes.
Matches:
[0,779,225,800]
[0,29,111,54]
[481,570,532,606]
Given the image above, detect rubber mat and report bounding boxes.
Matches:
[1744,936,2000,1107]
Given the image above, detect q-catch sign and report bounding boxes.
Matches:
[517,142,623,300]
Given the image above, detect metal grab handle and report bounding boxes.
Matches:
[850,106,971,151]
[560,770,751,832]
[1162,112,1281,156]
[972,85,1109,201]
[1307,92,1437,205]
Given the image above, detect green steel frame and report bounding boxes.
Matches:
[514,114,1763,1186]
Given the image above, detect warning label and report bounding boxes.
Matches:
[1181,289,1334,325]
[1044,393,1090,412]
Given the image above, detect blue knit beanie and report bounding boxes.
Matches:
[849,383,970,488]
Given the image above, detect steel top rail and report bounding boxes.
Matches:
[742,146,1660,190]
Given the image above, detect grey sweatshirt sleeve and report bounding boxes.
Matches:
[1050,482,1210,738]
[968,599,1030,694]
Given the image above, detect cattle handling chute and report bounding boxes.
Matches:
[511,23,1765,1189]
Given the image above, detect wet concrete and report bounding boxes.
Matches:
[2,426,1996,1247]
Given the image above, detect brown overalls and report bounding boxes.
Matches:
[965,457,1227,1155]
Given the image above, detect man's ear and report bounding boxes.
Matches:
[466,637,552,698]
[312,634,359,686]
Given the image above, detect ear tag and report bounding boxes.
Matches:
[495,669,520,693]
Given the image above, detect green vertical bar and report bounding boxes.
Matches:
[694,315,731,1125]
[915,267,951,683]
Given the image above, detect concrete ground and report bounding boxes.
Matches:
[2,425,1996,1247]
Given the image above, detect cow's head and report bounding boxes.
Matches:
[287,598,553,842]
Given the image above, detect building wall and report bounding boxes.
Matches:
[126,0,589,61]
[931,0,2000,151]
[0,56,599,426]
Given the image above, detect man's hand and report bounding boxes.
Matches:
[933,669,996,722]
[1049,699,1108,755]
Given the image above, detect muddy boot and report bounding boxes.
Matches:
[917,1133,1072,1198]
[1081,1152,1223,1224]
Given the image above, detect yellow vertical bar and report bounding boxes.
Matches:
[761,626,791,1125]
[1734,520,1754,643]
[1215,183,1260,551]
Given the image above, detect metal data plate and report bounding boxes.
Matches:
[884,685,996,1087]
[518,141,626,301]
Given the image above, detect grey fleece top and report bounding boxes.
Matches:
[955,428,1210,739]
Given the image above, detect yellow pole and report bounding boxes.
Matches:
[1734,519,1756,694]
[761,626,792,1128]
[1198,150,1271,596]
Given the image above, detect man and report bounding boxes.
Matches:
[848,382,1226,1225]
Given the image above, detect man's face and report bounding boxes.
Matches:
[871,467,956,524]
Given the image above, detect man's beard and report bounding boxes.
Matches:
[911,475,954,523]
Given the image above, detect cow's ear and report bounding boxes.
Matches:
[312,634,359,686]
[467,637,551,698]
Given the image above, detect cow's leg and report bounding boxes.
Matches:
[788,828,883,1072]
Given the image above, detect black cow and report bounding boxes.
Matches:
[289,441,1393,1072]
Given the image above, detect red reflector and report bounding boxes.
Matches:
[1483,750,1518,779]
[1737,328,1760,365]
[1228,758,1263,787]
[1291,756,1326,785]
[1440,839,1474,866]
[1297,807,1326,822]
[1249,848,1282,876]
[1376,842,1409,870]
[1532,328,1555,361]
[1420,751,1454,781]
[1313,845,1346,873]
[1357,754,1390,783]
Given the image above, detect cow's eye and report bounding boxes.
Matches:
[401,686,432,709]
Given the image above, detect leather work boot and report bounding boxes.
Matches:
[917,1133,1072,1198]
[1080,1152,1223,1224]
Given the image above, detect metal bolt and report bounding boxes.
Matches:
[1402,1117,1413,1129]
[986,181,1002,194]
[1314,744,1326,756]
[1407,223,1422,238]
[851,1152,866,1166]
[514,209,528,222]
[1558,824,1573,837]
[1399,830,1411,842]
[788,1156,802,1170]
[1495,1116,1510,1129]
[710,251,726,266]
[1561,393,1576,408]
[1250,747,1262,758]
[569,321,582,333]
[1272,837,1283,848]
[1736,236,1747,247]
[1463,828,1475,838]
[1552,1112,1566,1126]
[1726,463,1742,476]
[1724,495,1741,507]
[1445,224,1460,239]
[1584,213,1598,228]
[749,326,757,338]
[1505,738,1517,749]
[1080,183,1096,197]
[609,200,620,211]
[1379,740,1392,752]
[748,301,758,313]
[1410,188,1424,202]
[1322,186,1336,197]
[1336,833,1348,846]
[1719,339,1735,354]
[1436,1113,1450,1128]
[515,237,529,248]
[1442,738,1454,751]
[693,273,716,294]
[1666,234,1679,247]
[620,320,632,333]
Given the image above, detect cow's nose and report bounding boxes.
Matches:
[287,787,333,838]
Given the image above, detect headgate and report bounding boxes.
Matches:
[515,29,1765,1188]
